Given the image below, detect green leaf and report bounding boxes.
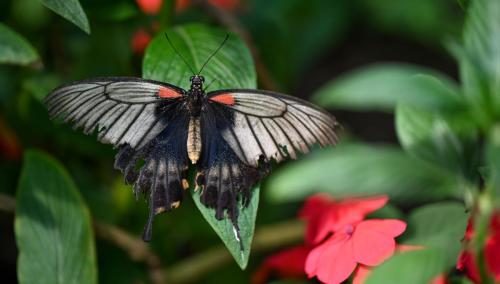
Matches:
[143,24,256,91]
[366,249,447,284]
[191,185,260,269]
[312,64,463,112]
[0,23,39,65]
[15,150,97,284]
[266,143,462,204]
[459,0,500,124]
[395,103,479,179]
[487,124,500,204]
[38,0,90,34]
[404,202,468,268]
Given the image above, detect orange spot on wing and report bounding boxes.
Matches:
[210,93,235,105]
[158,87,182,99]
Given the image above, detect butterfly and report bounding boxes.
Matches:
[44,35,340,242]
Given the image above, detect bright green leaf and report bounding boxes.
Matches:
[15,150,97,284]
[0,23,39,65]
[191,185,260,269]
[366,249,447,284]
[266,143,462,204]
[38,0,90,34]
[312,64,463,112]
[143,24,256,91]
[404,202,468,268]
[395,103,479,179]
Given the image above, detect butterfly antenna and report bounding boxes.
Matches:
[203,78,219,91]
[165,33,196,75]
[198,34,229,75]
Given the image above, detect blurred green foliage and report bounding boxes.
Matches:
[2,0,499,283]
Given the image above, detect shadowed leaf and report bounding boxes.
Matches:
[15,150,97,284]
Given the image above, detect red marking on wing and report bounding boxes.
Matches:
[158,87,182,99]
[210,93,235,106]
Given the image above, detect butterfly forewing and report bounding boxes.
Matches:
[207,90,340,166]
[45,77,184,149]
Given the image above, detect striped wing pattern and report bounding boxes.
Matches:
[208,90,340,167]
[45,77,183,149]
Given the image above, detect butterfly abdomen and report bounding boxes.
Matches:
[187,116,202,164]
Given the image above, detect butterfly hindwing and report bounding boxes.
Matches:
[207,89,340,166]
[45,77,184,149]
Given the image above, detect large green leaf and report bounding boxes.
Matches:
[396,103,479,179]
[143,24,256,91]
[15,150,97,284]
[312,64,463,112]
[366,249,447,284]
[191,185,260,269]
[0,23,39,65]
[457,0,500,126]
[266,143,462,204]
[403,202,468,268]
[38,0,90,34]
[144,23,259,269]
[487,124,500,204]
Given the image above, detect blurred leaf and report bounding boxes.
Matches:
[246,0,351,87]
[457,0,470,10]
[38,0,90,33]
[404,202,468,268]
[396,103,479,179]
[456,0,500,127]
[312,64,463,112]
[360,0,462,44]
[366,249,447,284]
[191,185,260,270]
[266,143,462,204]
[143,24,256,91]
[15,150,97,284]
[0,23,39,65]
[23,74,62,102]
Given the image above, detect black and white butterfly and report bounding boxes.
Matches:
[44,36,340,242]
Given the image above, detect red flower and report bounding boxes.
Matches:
[131,29,152,55]
[299,194,388,244]
[457,213,500,283]
[0,116,22,161]
[305,219,406,284]
[352,245,447,284]
[136,0,163,15]
[252,245,309,284]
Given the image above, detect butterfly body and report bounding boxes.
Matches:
[45,75,339,241]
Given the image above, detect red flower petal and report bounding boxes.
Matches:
[352,220,406,266]
[136,0,163,15]
[306,233,357,284]
[485,234,500,280]
[300,195,389,244]
[175,0,191,12]
[252,245,309,284]
[131,29,152,55]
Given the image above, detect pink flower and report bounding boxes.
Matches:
[251,245,310,284]
[305,219,406,284]
[136,0,163,15]
[299,194,389,244]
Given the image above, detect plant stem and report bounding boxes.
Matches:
[164,220,304,283]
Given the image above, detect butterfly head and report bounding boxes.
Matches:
[190,75,205,90]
